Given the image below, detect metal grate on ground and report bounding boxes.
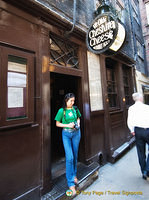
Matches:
[42,162,100,200]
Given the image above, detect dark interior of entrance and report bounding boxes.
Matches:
[50,72,79,178]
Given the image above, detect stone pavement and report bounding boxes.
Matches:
[74,146,149,200]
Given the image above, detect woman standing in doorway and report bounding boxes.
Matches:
[55,93,81,195]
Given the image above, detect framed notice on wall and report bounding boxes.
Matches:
[87,51,103,111]
[8,87,23,108]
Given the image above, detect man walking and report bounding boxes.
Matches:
[127,92,149,179]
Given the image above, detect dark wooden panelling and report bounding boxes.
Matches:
[0,127,40,200]
[0,4,42,200]
[110,111,128,151]
[49,64,83,77]
[78,47,91,163]
[0,8,39,52]
[89,112,105,160]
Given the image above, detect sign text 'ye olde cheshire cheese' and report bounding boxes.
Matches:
[86,13,125,54]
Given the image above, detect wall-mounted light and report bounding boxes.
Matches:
[123,97,126,102]
[106,98,109,102]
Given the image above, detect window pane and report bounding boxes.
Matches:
[124,87,129,95]
[123,65,131,106]
[8,87,24,108]
[125,96,130,105]
[8,56,26,73]
[49,35,79,68]
[106,64,118,108]
[7,55,27,120]
[107,82,113,92]
[106,69,112,81]
[108,94,117,107]
[123,77,128,85]
[8,72,26,87]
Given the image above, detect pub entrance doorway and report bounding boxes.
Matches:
[50,72,81,179]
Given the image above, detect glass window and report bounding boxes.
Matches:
[106,61,118,108]
[116,0,125,15]
[94,0,100,10]
[49,34,79,68]
[132,0,138,12]
[0,46,34,127]
[122,65,131,106]
[143,86,149,105]
[7,55,27,120]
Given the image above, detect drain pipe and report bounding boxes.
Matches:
[65,0,77,36]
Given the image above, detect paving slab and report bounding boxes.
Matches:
[74,146,149,200]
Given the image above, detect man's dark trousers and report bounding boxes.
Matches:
[135,127,149,174]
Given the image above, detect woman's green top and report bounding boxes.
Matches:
[55,106,81,129]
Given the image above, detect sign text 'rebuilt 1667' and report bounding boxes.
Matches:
[86,13,118,54]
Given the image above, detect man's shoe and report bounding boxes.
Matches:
[142,174,147,180]
[142,172,147,180]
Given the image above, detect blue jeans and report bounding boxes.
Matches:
[62,128,81,187]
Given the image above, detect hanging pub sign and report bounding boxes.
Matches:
[86,13,126,54]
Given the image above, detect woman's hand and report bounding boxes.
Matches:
[56,121,75,128]
[77,118,80,128]
[67,122,75,128]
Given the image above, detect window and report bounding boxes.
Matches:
[49,34,79,68]
[0,46,34,127]
[116,0,124,11]
[131,0,139,14]
[142,85,149,105]
[132,8,140,25]
[136,39,144,59]
[7,55,27,120]
[109,0,116,6]
[109,0,125,21]
[145,2,149,24]
[137,56,146,74]
[122,65,131,106]
[106,59,118,108]
[94,0,100,10]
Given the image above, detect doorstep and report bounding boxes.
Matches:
[41,162,100,200]
[111,136,135,163]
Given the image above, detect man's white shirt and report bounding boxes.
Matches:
[127,101,149,133]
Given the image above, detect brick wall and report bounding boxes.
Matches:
[35,0,135,60]
[139,0,149,74]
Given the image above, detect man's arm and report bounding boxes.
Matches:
[127,107,135,135]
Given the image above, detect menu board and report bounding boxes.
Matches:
[87,51,103,111]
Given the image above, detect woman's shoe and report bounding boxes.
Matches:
[69,186,76,196]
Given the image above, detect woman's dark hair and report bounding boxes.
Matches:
[62,93,75,109]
